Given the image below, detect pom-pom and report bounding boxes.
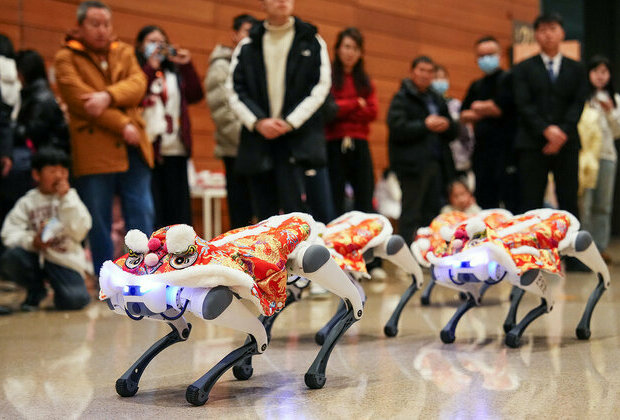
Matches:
[417,227,432,236]
[144,252,159,267]
[465,218,486,239]
[417,238,431,252]
[125,230,149,254]
[440,226,455,242]
[451,239,464,250]
[454,227,468,240]
[166,224,196,254]
[148,237,162,252]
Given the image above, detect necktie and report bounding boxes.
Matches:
[547,60,556,82]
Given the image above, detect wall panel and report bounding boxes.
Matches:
[5,0,539,230]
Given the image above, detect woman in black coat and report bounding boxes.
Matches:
[14,50,69,152]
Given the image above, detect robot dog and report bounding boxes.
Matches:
[424,209,610,347]
[232,211,424,378]
[410,209,513,305]
[99,213,363,405]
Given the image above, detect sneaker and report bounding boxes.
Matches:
[0,306,11,315]
[369,267,388,282]
[20,288,48,312]
[309,282,330,296]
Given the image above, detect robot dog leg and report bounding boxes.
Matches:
[504,269,556,348]
[374,235,424,337]
[232,278,307,381]
[184,286,268,406]
[287,243,364,389]
[503,286,525,333]
[112,304,191,398]
[561,230,611,340]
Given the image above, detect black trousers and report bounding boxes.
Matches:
[0,247,90,310]
[223,156,254,229]
[327,138,375,215]
[249,147,305,220]
[518,147,579,216]
[303,166,336,224]
[151,156,192,229]
[397,162,441,246]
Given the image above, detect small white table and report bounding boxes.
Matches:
[191,187,227,240]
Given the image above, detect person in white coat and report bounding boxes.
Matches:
[0,148,92,311]
[579,55,620,263]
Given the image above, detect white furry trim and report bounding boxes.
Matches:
[125,230,149,254]
[497,217,540,238]
[417,238,431,252]
[416,227,432,236]
[440,225,454,242]
[166,225,197,254]
[510,246,541,257]
[465,218,486,238]
[98,260,266,313]
[411,242,430,267]
[210,212,318,247]
[325,211,393,254]
[478,208,513,219]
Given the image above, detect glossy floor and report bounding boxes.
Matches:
[1,249,619,418]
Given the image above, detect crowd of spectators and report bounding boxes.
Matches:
[0,0,619,315]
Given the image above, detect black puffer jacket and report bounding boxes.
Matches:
[387,78,456,178]
[14,78,69,152]
[230,17,331,174]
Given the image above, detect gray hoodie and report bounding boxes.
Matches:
[205,45,241,158]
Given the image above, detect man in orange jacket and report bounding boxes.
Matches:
[55,1,154,275]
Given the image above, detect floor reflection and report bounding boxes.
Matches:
[0,245,619,417]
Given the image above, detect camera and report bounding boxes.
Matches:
[163,45,177,57]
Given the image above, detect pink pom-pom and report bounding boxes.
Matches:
[148,237,162,251]
[144,253,159,267]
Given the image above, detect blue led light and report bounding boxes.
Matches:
[488,261,498,279]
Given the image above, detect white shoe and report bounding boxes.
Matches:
[369,267,388,282]
[309,282,329,296]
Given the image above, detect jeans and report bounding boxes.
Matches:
[303,166,336,224]
[580,159,617,251]
[0,247,90,310]
[74,148,154,275]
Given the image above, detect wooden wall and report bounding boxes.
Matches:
[0,0,539,179]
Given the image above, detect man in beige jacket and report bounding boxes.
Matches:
[55,1,153,275]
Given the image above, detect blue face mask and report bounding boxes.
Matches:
[478,54,500,74]
[431,79,449,95]
[144,42,166,63]
[144,42,158,59]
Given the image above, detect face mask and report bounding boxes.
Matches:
[144,42,167,63]
[144,42,158,59]
[478,54,500,74]
[431,79,449,95]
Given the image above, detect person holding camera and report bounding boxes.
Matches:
[135,25,203,228]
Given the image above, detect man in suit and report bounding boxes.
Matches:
[387,56,457,245]
[513,13,588,215]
